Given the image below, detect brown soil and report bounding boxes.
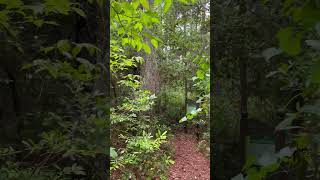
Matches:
[169,133,210,180]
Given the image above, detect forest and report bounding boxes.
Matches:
[0,0,320,180]
[0,0,210,179]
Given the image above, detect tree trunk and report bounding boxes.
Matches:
[93,0,109,179]
[237,0,249,167]
[239,56,248,166]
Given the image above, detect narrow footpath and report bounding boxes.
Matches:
[169,133,210,180]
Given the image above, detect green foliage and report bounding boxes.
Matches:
[158,87,185,121]
[0,0,109,178]
[241,0,320,179]
[277,27,303,56]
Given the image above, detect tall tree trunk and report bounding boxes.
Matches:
[93,0,109,179]
[239,56,248,166]
[239,0,248,167]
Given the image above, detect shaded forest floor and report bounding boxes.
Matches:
[169,132,210,180]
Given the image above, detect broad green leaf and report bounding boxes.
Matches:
[72,7,86,17]
[110,147,118,158]
[196,70,205,80]
[0,0,23,9]
[164,0,172,13]
[41,46,55,54]
[117,27,125,35]
[154,0,162,7]
[151,39,158,48]
[261,48,282,61]
[57,40,71,53]
[72,46,82,57]
[200,62,209,71]
[78,43,100,56]
[292,3,320,28]
[44,0,71,15]
[179,116,188,123]
[276,147,296,158]
[275,113,299,131]
[277,27,302,56]
[132,0,140,9]
[134,23,143,32]
[143,43,151,54]
[76,58,95,70]
[178,0,188,4]
[33,19,44,27]
[140,0,150,10]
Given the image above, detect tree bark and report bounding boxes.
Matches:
[93,0,110,179]
[239,0,249,167]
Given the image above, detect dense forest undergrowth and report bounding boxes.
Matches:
[3,0,320,179]
[110,0,210,179]
[0,0,210,179]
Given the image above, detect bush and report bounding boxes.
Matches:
[158,87,185,122]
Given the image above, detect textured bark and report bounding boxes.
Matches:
[239,0,249,167]
[141,49,161,94]
[93,1,110,179]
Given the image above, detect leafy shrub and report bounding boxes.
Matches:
[158,87,185,122]
[111,131,174,179]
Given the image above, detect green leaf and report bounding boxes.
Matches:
[151,39,158,48]
[57,40,71,53]
[134,23,143,32]
[262,47,282,61]
[136,40,143,51]
[110,147,118,158]
[178,0,188,4]
[117,27,125,35]
[164,0,172,13]
[292,3,320,28]
[72,7,86,17]
[143,43,151,54]
[154,0,162,7]
[0,0,23,9]
[76,57,95,70]
[277,147,296,158]
[41,46,55,54]
[275,113,300,131]
[72,46,82,57]
[196,70,205,80]
[179,116,188,123]
[277,27,302,56]
[44,0,71,15]
[140,0,150,10]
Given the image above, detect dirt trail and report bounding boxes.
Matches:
[169,133,210,180]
